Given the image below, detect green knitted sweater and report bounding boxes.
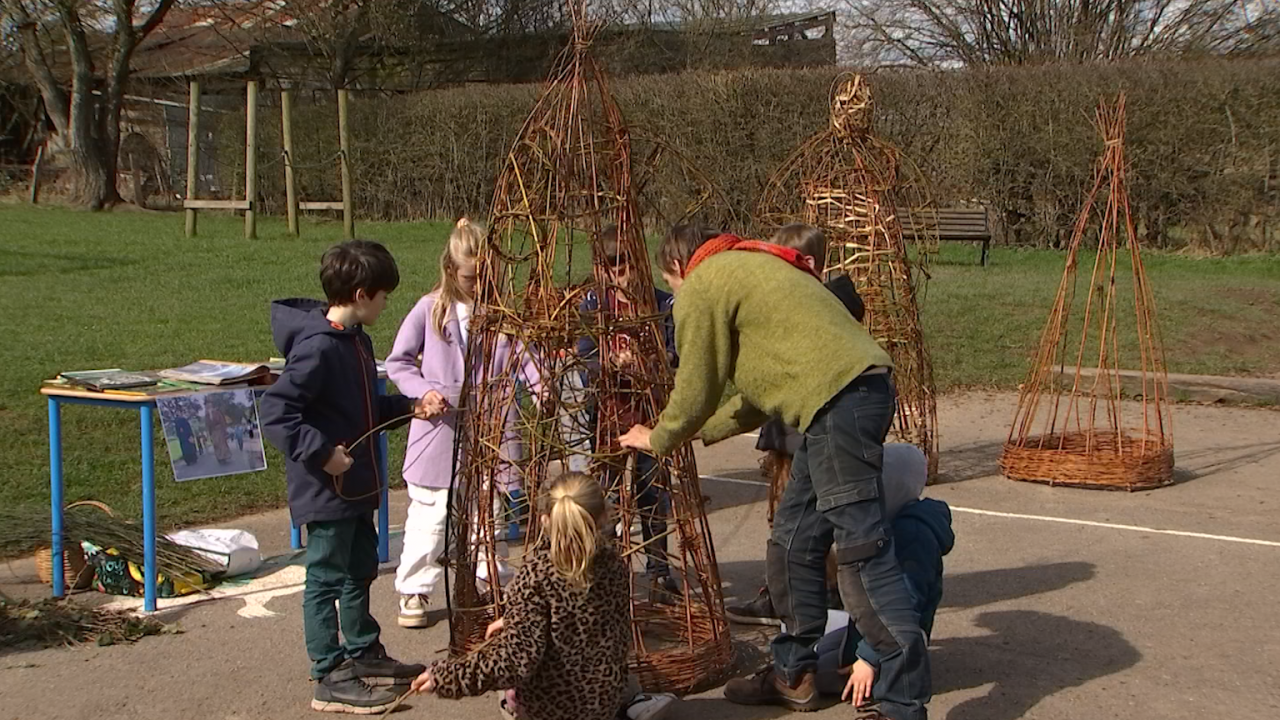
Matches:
[649,251,894,457]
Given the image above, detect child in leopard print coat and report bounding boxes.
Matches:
[412,473,632,720]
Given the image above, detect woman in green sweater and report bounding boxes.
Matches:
[618,225,931,720]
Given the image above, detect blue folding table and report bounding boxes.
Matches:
[42,378,394,613]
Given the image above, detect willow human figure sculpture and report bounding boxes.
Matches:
[444,5,730,694]
[1000,94,1173,490]
[758,74,939,479]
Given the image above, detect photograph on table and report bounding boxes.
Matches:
[157,388,267,482]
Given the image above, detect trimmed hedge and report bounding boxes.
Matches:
[211,59,1280,252]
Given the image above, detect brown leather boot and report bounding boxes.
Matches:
[723,667,828,712]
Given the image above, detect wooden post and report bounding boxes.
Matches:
[29,144,45,204]
[337,88,354,240]
[245,80,259,240]
[281,88,299,236]
[185,80,201,238]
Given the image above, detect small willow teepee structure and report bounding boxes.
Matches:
[758,73,939,478]
[1000,94,1174,491]
[444,5,731,693]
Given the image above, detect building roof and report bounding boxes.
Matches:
[639,9,835,34]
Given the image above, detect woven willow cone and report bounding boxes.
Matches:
[758,74,939,479]
[445,5,730,693]
[1000,94,1174,491]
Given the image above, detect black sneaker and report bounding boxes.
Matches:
[649,573,681,606]
[725,587,782,626]
[312,661,401,714]
[351,647,426,687]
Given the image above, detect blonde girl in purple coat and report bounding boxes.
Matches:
[387,218,541,629]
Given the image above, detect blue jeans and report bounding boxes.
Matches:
[630,453,671,577]
[767,373,931,720]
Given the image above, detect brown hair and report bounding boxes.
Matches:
[430,218,484,338]
[771,224,827,272]
[543,473,610,588]
[320,240,400,305]
[656,224,719,275]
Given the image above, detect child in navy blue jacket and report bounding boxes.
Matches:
[814,472,954,710]
[260,240,441,715]
[577,225,680,604]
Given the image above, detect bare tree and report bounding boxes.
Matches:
[3,0,176,208]
[840,0,1277,66]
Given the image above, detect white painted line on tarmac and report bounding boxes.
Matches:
[944,506,1280,548]
[697,474,1280,548]
[700,474,766,486]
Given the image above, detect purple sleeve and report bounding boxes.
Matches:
[387,297,436,400]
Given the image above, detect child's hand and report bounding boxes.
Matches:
[415,390,448,419]
[840,658,875,707]
[618,424,653,452]
[485,617,505,639]
[410,667,436,695]
[323,446,354,475]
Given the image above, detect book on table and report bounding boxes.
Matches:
[102,379,210,396]
[57,369,160,391]
[158,360,272,386]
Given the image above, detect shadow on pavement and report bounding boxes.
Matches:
[934,610,1141,720]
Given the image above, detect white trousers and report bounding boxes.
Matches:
[395,484,512,597]
[557,366,592,474]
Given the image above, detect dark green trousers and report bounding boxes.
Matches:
[303,515,382,679]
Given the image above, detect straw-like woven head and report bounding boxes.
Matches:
[831,75,873,136]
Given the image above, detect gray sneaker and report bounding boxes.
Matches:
[311,661,401,714]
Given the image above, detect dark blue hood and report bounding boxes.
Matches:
[269,298,350,356]
[898,497,955,557]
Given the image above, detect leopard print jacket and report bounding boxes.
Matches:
[432,542,632,720]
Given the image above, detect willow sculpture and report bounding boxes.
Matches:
[1000,94,1173,491]
[758,74,939,480]
[445,8,731,693]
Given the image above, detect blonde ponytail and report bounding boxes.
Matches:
[544,473,608,589]
[430,217,485,338]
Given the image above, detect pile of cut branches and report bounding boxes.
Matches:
[0,596,178,650]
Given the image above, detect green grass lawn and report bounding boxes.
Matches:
[2,204,1278,550]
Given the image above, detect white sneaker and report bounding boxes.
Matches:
[625,692,677,720]
[397,594,429,628]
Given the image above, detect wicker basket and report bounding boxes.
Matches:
[629,600,733,694]
[1000,431,1174,491]
[34,500,115,590]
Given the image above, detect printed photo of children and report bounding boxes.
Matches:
[158,389,268,482]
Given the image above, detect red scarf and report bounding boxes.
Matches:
[684,234,821,280]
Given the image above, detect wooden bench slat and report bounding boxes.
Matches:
[900,206,992,267]
[299,201,346,211]
[183,199,251,210]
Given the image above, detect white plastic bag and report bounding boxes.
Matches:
[166,528,262,578]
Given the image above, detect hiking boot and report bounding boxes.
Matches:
[725,587,782,626]
[624,691,678,720]
[649,573,681,606]
[312,661,401,714]
[398,594,429,629]
[351,647,426,687]
[723,668,827,712]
